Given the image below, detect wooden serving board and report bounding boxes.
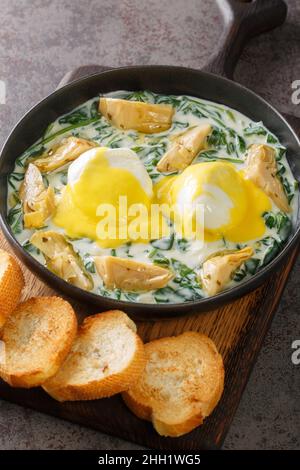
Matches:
[0,66,299,451]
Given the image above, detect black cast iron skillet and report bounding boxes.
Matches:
[1,0,299,320]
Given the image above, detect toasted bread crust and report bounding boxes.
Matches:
[122,388,153,421]
[152,412,204,438]
[123,332,224,437]
[43,310,146,401]
[0,249,24,329]
[0,296,77,387]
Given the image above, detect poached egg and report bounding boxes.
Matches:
[154,161,271,242]
[54,147,156,247]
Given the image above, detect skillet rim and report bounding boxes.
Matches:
[1,64,300,316]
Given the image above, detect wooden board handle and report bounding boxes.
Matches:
[203,0,287,78]
[57,65,113,89]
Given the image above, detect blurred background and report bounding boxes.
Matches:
[0,0,299,450]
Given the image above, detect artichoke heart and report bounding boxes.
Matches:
[99,97,174,134]
[245,144,290,213]
[157,123,212,172]
[94,255,173,292]
[31,137,97,173]
[30,231,93,291]
[200,247,253,296]
[19,163,55,228]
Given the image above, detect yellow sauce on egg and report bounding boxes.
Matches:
[54,148,155,247]
[154,162,271,242]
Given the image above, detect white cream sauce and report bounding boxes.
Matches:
[7,90,298,304]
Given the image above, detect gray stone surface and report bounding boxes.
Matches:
[0,0,299,450]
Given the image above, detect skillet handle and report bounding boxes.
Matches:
[203,0,287,78]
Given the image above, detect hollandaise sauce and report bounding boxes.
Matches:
[7,90,298,304]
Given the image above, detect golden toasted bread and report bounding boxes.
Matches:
[43,310,146,402]
[0,249,24,328]
[0,297,77,387]
[123,331,224,437]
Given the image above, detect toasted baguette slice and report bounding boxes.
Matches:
[0,249,24,328]
[0,297,77,388]
[43,310,145,402]
[123,332,224,437]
